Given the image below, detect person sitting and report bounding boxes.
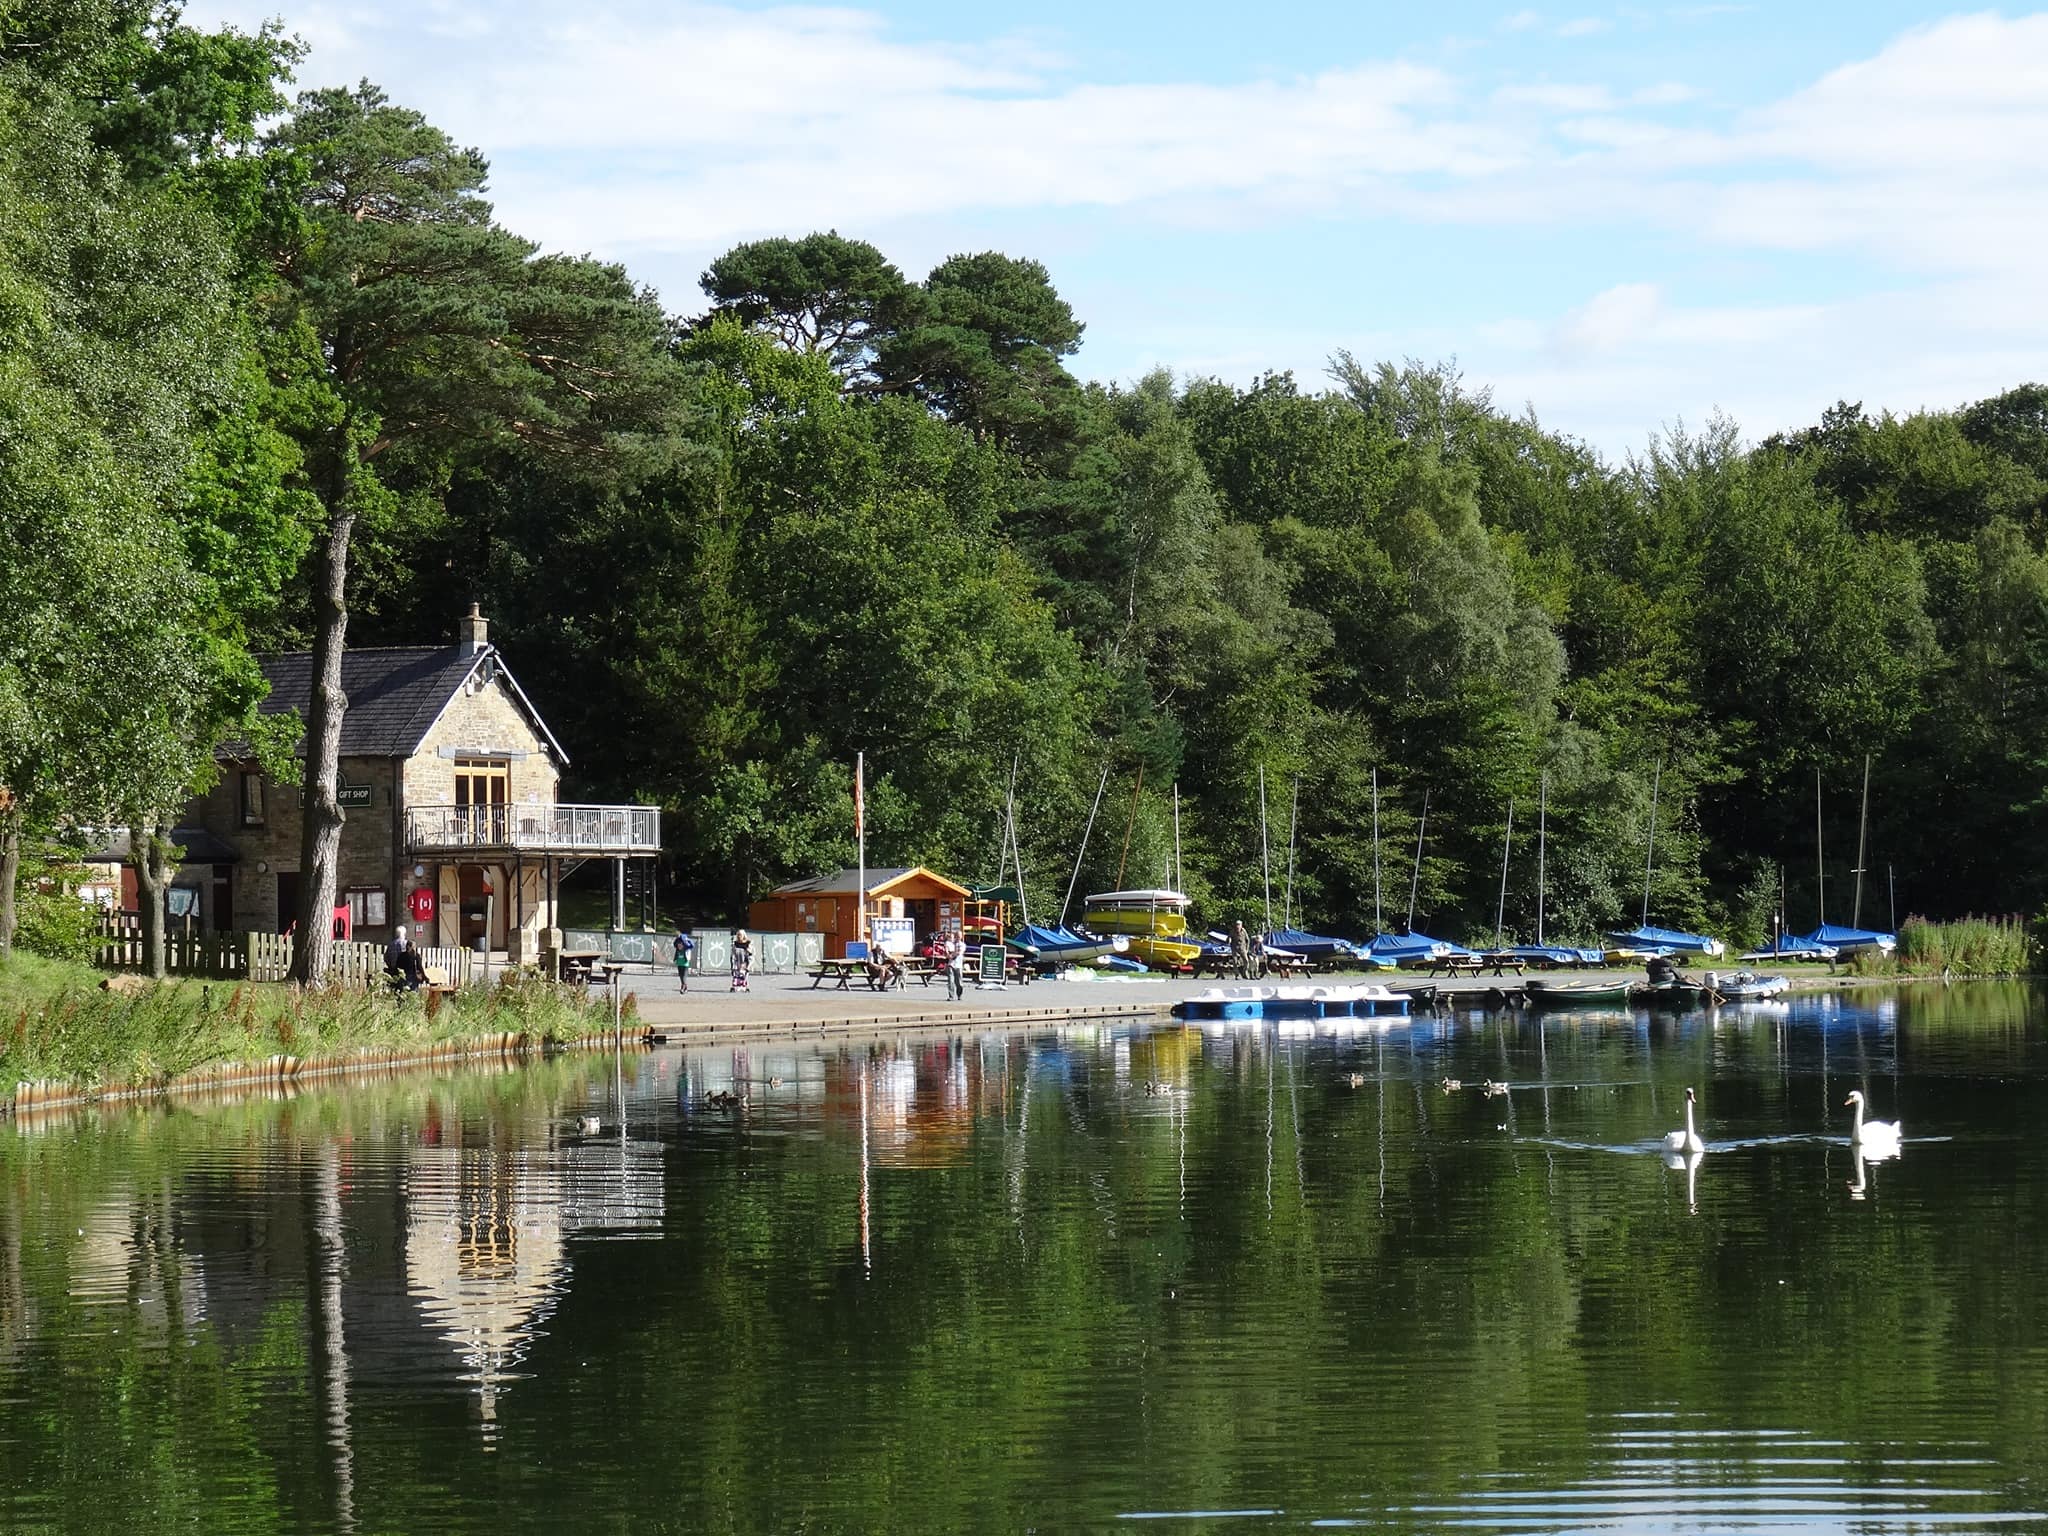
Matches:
[385,925,428,992]
[865,947,903,990]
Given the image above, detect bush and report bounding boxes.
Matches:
[12,866,104,963]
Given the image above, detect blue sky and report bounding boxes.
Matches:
[188,0,2048,457]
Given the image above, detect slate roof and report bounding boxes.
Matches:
[247,645,567,763]
[81,827,243,864]
[767,866,969,897]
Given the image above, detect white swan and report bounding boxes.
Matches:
[1845,1090,1902,1156]
[1663,1087,1705,1155]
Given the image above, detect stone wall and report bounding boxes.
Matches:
[187,757,403,935]
[402,673,560,809]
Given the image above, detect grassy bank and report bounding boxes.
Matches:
[1,952,628,1101]
[1851,916,2036,977]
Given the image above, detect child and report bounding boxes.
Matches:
[672,925,694,993]
[731,928,752,992]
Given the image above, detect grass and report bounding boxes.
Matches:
[1850,916,2035,977]
[1,951,627,1099]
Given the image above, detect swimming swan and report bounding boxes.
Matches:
[1663,1087,1705,1155]
[1845,1090,1902,1154]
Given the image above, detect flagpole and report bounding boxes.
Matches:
[855,750,866,948]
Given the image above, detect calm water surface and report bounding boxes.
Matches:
[4,984,2047,1533]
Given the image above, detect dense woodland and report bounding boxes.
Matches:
[7,2,2048,965]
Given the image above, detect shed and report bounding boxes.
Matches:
[749,866,972,957]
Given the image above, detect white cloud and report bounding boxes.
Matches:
[1556,16,1612,36]
[178,0,2048,453]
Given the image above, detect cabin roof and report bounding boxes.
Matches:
[767,866,970,898]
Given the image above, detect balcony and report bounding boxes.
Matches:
[406,803,661,856]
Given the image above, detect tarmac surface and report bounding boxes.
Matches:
[606,962,1852,1040]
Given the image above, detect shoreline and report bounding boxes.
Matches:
[6,964,2028,1119]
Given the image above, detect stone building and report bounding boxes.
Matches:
[176,607,658,957]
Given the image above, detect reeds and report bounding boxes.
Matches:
[1854,915,2036,977]
[0,952,618,1100]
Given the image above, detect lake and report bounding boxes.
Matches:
[3,983,2046,1533]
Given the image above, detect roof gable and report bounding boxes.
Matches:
[767,866,969,898]
[250,645,568,762]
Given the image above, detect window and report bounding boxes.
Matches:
[346,887,389,929]
[454,757,509,842]
[240,771,265,825]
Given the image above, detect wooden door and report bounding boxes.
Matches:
[454,758,509,842]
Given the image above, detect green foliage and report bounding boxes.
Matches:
[1882,916,2035,976]
[0,950,617,1088]
[9,864,103,962]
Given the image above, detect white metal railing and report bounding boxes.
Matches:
[405,803,661,854]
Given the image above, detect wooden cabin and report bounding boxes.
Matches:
[750,866,972,957]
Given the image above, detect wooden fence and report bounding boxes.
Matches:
[97,916,473,988]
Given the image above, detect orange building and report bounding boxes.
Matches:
[749,866,972,957]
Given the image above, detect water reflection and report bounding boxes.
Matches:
[1,990,2046,1533]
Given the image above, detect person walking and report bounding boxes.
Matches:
[672,924,694,993]
[945,929,966,1000]
[730,928,752,992]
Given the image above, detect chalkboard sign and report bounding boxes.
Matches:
[978,944,1007,987]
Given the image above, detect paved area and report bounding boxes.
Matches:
[595,963,1854,1039]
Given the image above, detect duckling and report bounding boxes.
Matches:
[576,1115,602,1135]
[1481,1080,1509,1099]
[1439,1077,1463,1093]
[1143,1079,1175,1096]
[1342,1072,1366,1088]
[768,1076,785,1088]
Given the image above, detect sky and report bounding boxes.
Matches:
[183,0,2048,458]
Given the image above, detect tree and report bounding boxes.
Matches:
[258,82,681,981]
[697,230,915,381]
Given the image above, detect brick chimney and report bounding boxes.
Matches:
[456,602,489,656]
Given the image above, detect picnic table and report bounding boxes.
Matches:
[807,957,870,990]
[1427,952,1526,977]
[1264,953,1315,979]
[555,948,607,984]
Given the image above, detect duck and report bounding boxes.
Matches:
[1342,1072,1366,1089]
[576,1114,603,1135]
[1439,1077,1463,1093]
[1663,1087,1705,1155]
[704,1088,747,1110]
[1143,1079,1175,1096]
[1480,1080,1509,1099]
[1844,1090,1902,1155]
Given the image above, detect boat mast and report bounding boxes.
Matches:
[1495,799,1514,947]
[1060,764,1111,929]
[1535,771,1547,946]
[1406,788,1430,930]
[1640,755,1662,929]
[1115,763,1145,888]
[1172,782,1183,894]
[1889,864,1896,933]
[1815,766,1825,929]
[1282,776,1301,931]
[1371,767,1383,933]
[1852,752,1871,929]
[1258,765,1274,931]
[1006,756,1031,931]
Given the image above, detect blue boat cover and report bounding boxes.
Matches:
[1265,928,1358,959]
[1604,925,1726,956]
[1738,934,1837,961]
[1506,944,1607,966]
[1009,923,1098,952]
[1798,923,1896,949]
[1363,931,1477,962]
